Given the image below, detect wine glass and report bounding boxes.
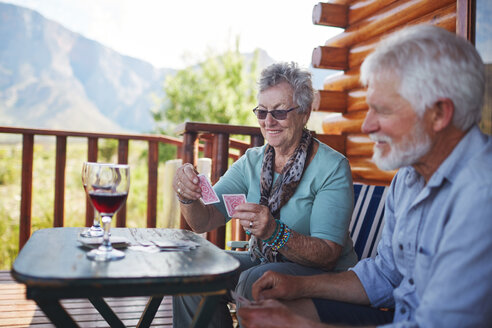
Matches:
[84,162,130,261]
[80,162,104,237]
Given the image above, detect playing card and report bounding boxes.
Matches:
[198,174,220,205]
[222,194,247,217]
[231,290,251,306]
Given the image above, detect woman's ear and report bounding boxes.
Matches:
[431,98,455,132]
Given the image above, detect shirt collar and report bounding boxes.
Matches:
[427,125,485,188]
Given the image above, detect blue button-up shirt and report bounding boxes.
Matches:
[351,126,492,327]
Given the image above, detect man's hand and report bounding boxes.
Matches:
[238,299,321,328]
[252,271,303,301]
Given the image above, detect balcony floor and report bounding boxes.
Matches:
[0,271,172,327]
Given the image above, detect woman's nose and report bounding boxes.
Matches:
[264,112,278,126]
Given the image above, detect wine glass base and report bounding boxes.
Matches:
[86,248,125,261]
[80,226,104,238]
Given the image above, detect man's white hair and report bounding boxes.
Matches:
[360,24,485,131]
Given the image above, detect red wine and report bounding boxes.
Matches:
[89,192,128,215]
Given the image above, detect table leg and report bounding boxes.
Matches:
[89,297,126,328]
[137,296,164,328]
[35,299,79,328]
[190,294,221,328]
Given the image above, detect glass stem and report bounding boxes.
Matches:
[102,216,112,248]
[92,210,100,227]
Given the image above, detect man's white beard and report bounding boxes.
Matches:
[370,121,432,171]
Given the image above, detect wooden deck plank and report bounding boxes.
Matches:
[0,271,173,327]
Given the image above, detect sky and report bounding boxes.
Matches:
[3,0,343,69]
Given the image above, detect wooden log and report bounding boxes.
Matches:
[312,2,348,27]
[313,134,346,154]
[312,46,348,70]
[410,2,456,31]
[321,4,456,91]
[323,68,361,91]
[349,0,399,25]
[316,90,347,113]
[325,0,353,4]
[348,41,377,69]
[349,157,396,184]
[347,89,367,112]
[322,111,366,134]
[346,134,373,156]
[347,2,456,69]
[325,0,456,48]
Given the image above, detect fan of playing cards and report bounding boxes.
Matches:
[198,174,247,217]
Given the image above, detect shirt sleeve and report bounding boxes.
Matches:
[388,182,492,328]
[309,157,354,245]
[350,173,403,308]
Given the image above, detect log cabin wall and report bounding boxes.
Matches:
[311,0,471,186]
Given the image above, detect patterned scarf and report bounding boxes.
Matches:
[249,129,313,262]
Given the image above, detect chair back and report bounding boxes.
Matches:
[349,183,389,260]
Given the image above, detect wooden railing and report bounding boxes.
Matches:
[0,124,264,252]
[1,123,363,255]
[0,126,184,250]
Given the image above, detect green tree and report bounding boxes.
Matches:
[153,39,260,133]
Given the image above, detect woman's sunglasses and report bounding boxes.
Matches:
[252,107,299,120]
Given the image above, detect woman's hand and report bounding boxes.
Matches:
[233,203,277,240]
[173,163,202,201]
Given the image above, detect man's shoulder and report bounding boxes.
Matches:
[456,136,492,185]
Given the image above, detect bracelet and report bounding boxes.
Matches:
[272,226,291,251]
[263,220,280,243]
[266,222,285,248]
[177,196,194,204]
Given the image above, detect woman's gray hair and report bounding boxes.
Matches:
[360,24,485,131]
[258,62,315,114]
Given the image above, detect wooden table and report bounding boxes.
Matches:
[11,227,240,328]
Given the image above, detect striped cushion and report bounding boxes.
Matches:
[349,183,389,260]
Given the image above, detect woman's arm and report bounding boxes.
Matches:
[234,203,342,270]
[173,163,226,233]
[279,233,342,270]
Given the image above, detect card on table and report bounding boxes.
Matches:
[222,194,247,217]
[198,174,220,205]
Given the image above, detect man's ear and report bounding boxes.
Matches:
[431,98,454,132]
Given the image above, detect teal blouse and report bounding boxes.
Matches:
[213,140,358,271]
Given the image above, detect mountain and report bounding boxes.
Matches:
[0,3,324,134]
[0,2,173,133]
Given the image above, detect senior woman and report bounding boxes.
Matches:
[172,62,357,327]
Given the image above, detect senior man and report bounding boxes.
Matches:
[238,24,492,327]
